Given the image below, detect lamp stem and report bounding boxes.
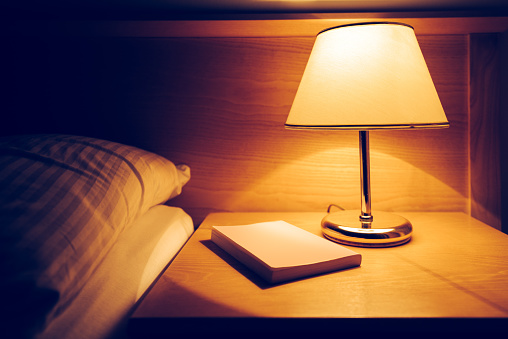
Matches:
[359,131,373,223]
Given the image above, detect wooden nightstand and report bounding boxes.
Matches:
[128,212,508,337]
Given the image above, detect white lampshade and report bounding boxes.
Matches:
[286,22,449,130]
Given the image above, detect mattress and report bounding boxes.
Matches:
[38,205,194,339]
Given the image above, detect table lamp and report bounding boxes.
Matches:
[286,22,449,247]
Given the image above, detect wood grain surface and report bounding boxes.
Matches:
[4,16,508,37]
[469,33,503,230]
[140,35,469,224]
[130,212,508,336]
[2,19,502,229]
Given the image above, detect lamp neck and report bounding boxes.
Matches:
[359,131,373,223]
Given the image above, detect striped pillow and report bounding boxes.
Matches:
[0,135,190,337]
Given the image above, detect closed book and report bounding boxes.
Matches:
[211,220,361,284]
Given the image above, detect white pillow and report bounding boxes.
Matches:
[0,134,190,338]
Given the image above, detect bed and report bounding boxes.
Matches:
[0,134,194,338]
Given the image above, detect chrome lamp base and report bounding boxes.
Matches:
[321,210,412,247]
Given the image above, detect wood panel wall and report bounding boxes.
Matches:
[470,33,502,230]
[162,35,469,225]
[2,16,505,229]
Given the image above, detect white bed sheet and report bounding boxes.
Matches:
[38,205,194,339]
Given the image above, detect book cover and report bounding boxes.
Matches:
[211,220,361,284]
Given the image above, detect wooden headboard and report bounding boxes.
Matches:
[2,14,507,231]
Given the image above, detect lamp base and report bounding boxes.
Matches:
[321,210,412,248]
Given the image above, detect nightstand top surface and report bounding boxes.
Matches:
[131,212,508,329]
